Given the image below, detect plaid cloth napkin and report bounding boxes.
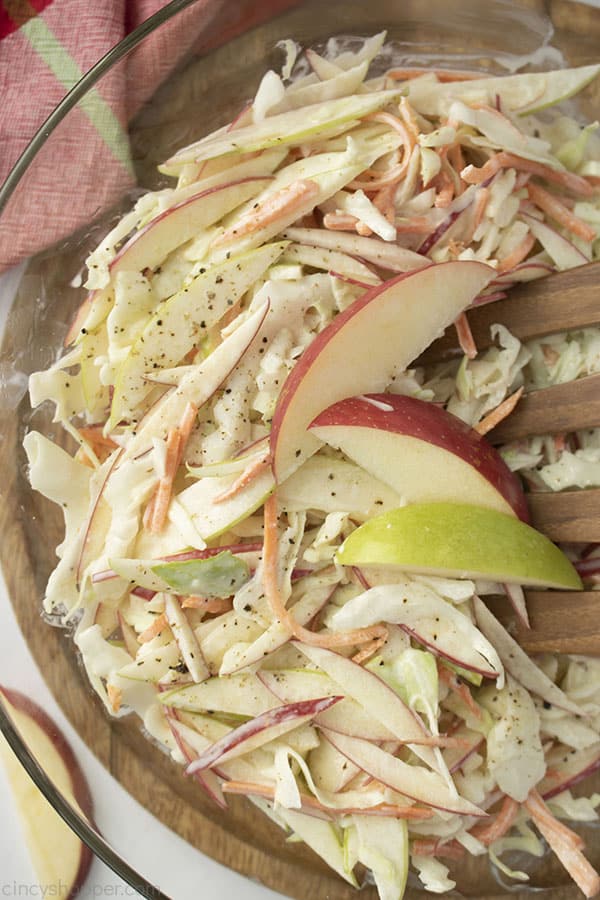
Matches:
[0,0,301,273]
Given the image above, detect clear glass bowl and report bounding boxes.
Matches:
[0,1,598,898]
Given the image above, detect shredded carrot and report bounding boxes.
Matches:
[398,97,421,141]
[412,838,465,860]
[463,187,490,244]
[373,182,398,223]
[470,795,519,846]
[496,232,536,274]
[349,161,407,192]
[438,664,482,721]
[213,453,271,504]
[525,789,585,851]
[386,67,483,83]
[352,633,388,665]
[462,151,593,197]
[527,182,596,242]
[447,143,466,178]
[138,611,169,644]
[395,216,434,234]
[323,212,360,231]
[212,179,320,248]
[221,780,434,819]
[76,425,118,465]
[181,596,233,614]
[263,494,387,649]
[475,387,524,437]
[355,220,374,237]
[149,427,182,533]
[433,169,455,208]
[525,789,599,898]
[106,684,123,714]
[147,403,198,534]
[454,312,477,359]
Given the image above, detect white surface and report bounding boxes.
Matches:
[0,268,285,900]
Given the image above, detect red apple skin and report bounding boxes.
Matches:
[310,393,530,523]
[110,176,273,275]
[270,261,493,481]
[0,687,94,898]
[538,745,600,801]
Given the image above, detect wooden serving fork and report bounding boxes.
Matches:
[419,261,600,655]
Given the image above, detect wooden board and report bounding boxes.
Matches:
[1,1,599,898]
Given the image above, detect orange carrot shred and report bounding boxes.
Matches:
[352,633,388,665]
[496,232,536,274]
[323,212,360,231]
[527,182,596,242]
[181,596,233,614]
[438,664,482,720]
[454,312,477,359]
[138,612,169,644]
[462,152,593,197]
[470,795,519,845]
[475,387,524,437]
[212,179,320,248]
[106,684,123,714]
[213,453,271,504]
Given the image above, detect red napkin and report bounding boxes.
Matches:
[0,0,301,273]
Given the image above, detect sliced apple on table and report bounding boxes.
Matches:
[0,688,93,898]
[310,393,529,521]
[270,260,494,482]
[336,502,583,590]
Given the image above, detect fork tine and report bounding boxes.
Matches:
[488,373,600,443]
[528,488,600,543]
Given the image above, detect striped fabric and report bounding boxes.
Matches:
[0,0,302,272]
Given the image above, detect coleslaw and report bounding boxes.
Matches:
[24,33,600,900]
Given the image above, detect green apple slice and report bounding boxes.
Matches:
[405,65,600,117]
[152,551,250,597]
[336,502,583,590]
[161,89,403,171]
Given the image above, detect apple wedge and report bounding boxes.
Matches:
[322,730,485,817]
[538,743,600,800]
[293,643,441,772]
[270,261,494,481]
[336,502,583,590]
[186,696,342,773]
[310,393,529,521]
[405,65,600,117]
[110,176,272,277]
[0,688,93,898]
[159,673,279,718]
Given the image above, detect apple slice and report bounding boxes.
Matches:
[293,643,441,772]
[521,212,589,271]
[110,177,272,277]
[162,89,403,170]
[0,688,93,897]
[538,743,600,800]
[405,65,600,117]
[336,502,583,590]
[282,226,430,272]
[159,673,279,718]
[322,729,485,817]
[186,696,342,773]
[310,393,529,521]
[258,670,397,741]
[270,260,494,481]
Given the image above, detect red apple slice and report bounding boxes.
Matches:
[270,260,494,481]
[110,177,272,276]
[538,743,600,800]
[186,696,342,773]
[292,642,441,772]
[322,729,485,817]
[258,669,397,741]
[310,393,529,521]
[0,688,93,897]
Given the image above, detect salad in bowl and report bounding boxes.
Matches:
[23,31,600,900]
